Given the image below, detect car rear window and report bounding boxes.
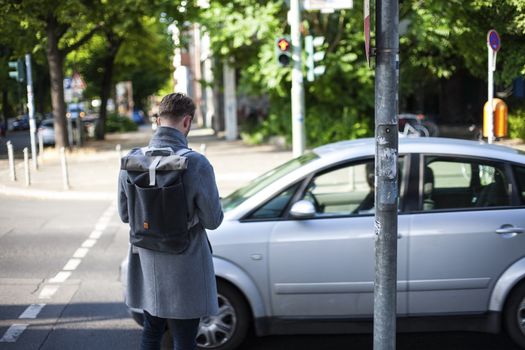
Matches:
[514,165,525,204]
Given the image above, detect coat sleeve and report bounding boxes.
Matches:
[194,159,224,230]
[118,170,129,223]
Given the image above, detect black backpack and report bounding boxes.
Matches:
[121,147,195,253]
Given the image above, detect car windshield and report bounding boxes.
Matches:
[222,152,319,212]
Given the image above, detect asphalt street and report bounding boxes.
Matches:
[0,195,141,349]
[0,130,32,159]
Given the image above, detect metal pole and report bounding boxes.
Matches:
[23,147,30,186]
[7,141,16,181]
[223,63,238,141]
[290,0,306,157]
[374,0,399,349]
[25,54,38,170]
[487,47,494,144]
[60,147,70,190]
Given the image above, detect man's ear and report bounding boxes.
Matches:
[183,115,192,128]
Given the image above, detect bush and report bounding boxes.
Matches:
[508,109,525,141]
[105,113,138,133]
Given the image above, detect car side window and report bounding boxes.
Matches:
[513,165,525,204]
[301,158,404,217]
[248,183,300,220]
[423,157,510,211]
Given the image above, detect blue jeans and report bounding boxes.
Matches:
[141,310,200,350]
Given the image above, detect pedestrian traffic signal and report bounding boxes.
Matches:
[275,37,291,67]
[305,35,326,82]
[8,59,25,83]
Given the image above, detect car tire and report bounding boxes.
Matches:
[196,280,250,350]
[504,281,525,348]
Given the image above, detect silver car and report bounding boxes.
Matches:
[122,137,525,349]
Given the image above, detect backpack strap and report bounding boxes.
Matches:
[148,156,163,186]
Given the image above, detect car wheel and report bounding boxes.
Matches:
[505,281,525,348]
[196,281,250,350]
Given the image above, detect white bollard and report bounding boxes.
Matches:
[38,132,44,164]
[7,141,16,181]
[23,147,30,187]
[200,143,207,156]
[116,144,122,165]
[60,147,70,190]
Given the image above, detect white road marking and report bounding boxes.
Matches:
[95,222,109,231]
[62,258,81,271]
[72,247,89,258]
[19,304,45,319]
[89,230,103,239]
[81,239,97,248]
[1,202,119,345]
[0,324,28,342]
[38,285,59,299]
[49,271,71,283]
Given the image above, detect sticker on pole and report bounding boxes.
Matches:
[487,29,501,52]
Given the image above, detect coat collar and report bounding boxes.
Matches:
[149,126,188,149]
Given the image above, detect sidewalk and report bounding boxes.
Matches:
[1,126,523,201]
[0,126,293,200]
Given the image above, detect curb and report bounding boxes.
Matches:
[0,184,115,201]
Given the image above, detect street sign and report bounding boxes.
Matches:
[303,0,353,11]
[487,29,501,52]
[486,29,501,144]
[364,0,370,66]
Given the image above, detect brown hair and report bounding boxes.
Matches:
[158,93,195,121]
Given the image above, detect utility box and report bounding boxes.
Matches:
[483,98,508,138]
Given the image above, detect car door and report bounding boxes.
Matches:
[268,157,409,318]
[408,155,525,315]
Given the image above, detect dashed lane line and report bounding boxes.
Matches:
[0,202,118,344]
[19,304,46,319]
[38,285,59,300]
[0,324,28,342]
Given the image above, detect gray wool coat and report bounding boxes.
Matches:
[118,126,224,319]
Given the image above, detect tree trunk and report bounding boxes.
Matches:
[46,16,69,149]
[96,54,116,140]
[96,34,122,140]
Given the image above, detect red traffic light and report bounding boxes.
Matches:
[277,38,290,52]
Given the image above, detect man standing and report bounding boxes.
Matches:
[118,93,223,350]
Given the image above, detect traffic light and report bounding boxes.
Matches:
[275,37,291,67]
[305,35,326,82]
[8,59,25,83]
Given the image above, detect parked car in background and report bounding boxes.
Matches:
[122,137,525,350]
[37,118,55,145]
[12,115,30,131]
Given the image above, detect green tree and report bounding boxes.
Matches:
[2,0,100,148]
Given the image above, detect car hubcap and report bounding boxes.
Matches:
[196,294,236,348]
[518,297,525,335]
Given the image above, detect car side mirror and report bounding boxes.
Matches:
[290,200,316,219]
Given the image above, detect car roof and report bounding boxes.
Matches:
[313,137,525,163]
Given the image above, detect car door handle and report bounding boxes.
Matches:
[496,227,524,235]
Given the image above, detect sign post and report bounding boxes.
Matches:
[25,54,38,170]
[487,29,501,144]
[364,0,371,66]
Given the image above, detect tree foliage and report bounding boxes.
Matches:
[203,0,525,147]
